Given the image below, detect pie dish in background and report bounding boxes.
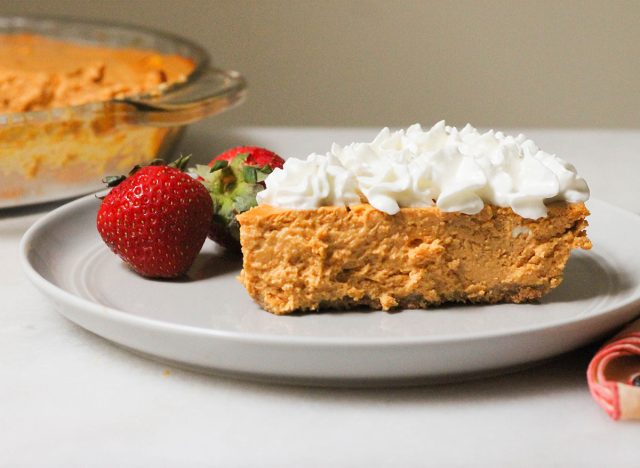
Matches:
[0,16,246,208]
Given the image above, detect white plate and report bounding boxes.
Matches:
[20,195,640,386]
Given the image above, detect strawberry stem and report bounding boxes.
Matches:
[168,154,191,171]
[102,155,192,192]
[243,166,258,184]
[210,160,228,172]
[103,175,127,187]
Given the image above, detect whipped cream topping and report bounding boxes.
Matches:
[257,122,590,219]
[256,153,360,209]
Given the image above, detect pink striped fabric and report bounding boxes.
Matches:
[587,321,640,420]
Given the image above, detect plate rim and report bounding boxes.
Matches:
[19,194,640,347]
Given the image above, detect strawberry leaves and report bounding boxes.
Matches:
[192,147,283,250]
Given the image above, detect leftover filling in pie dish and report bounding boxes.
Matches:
[0,33,193,113]
[237,122,591,314]
[0,33,195,205]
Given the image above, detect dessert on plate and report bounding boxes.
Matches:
[237,122,591,315]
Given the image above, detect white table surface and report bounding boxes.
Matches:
[3,125,640,467]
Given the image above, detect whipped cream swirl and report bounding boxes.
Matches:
[256,153,360,209]
[257,122,590,219]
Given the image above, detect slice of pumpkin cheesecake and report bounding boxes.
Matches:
[237,122,591,315]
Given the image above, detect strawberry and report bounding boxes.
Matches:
[209,146,284,170]
[193,147,284,250]
[97,156,213,278]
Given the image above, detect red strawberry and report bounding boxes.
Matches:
[194,147,284,250]
[209,146,284,170]
[97,156,213,278]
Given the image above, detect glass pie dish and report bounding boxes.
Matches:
[0,16,247,208]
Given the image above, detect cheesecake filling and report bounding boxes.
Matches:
[0,33,194,113]
[257,122,590,219]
